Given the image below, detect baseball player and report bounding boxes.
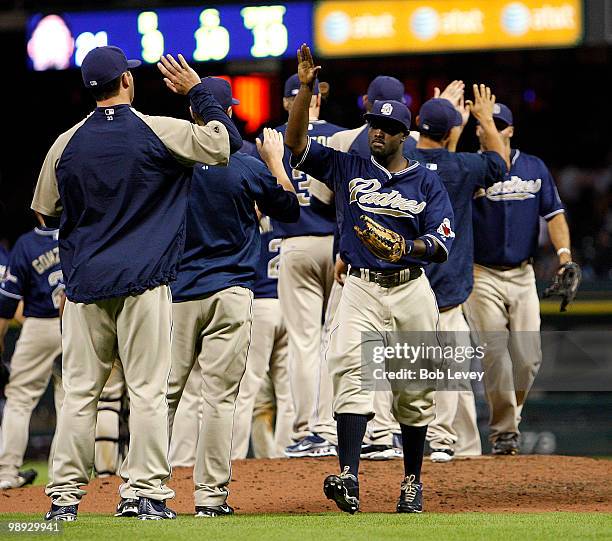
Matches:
[464,103,575,455]
[232,228,295,459]
[161,78,299,518]
[0,219,63,490]
[32,46,240,521]
[285,45,455,514]
[310,75,420,461]
[265,74,345,457]
[407,87,509,462]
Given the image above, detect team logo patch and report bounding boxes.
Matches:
[348,178,426,218]
[437,218,455,240]
[381,103,394,115]
[493,103,501,114]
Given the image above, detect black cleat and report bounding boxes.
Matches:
[0,469,38,490]
[114,497,139,517]
[137,498,177,520]
[195,503,234,517]
[323,466,360,514]
[492,433,520,455]
[396,475,423,513]
[45,503,78,521]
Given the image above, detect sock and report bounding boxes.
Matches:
[400,424,428,482]
[336,413,368,478]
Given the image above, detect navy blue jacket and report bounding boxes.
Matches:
[31,85,239,303]
[171,152,299,301]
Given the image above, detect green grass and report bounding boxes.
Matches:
[1,513,610,541]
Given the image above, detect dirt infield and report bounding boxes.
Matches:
[3,456,611,514]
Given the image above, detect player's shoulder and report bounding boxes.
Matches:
[512,148,547,169]
[310,120,346,134]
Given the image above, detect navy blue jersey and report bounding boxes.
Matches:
[292,139,455,270]
[473,149,564,267]
[0,227,63,319]
[409,148,506,308]
[240,139,259,158]
[0,245,8,281]
[171,152,299,302]
[349,125,417,159]
[266,120,345,238]
[253,230,283,299]
[31,85,237,304]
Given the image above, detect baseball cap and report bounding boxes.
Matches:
[284,74,319,97]
[200,77,240,109]
[492,103,513,126]
[417,98,462,137]
[364,100,411,133]
[367,76,405,103]
[81,46,141,88]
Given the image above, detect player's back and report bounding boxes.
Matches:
[55,106,192,302]
[172,152,298,302]
[0,227,62,318]
[270,120,345,238]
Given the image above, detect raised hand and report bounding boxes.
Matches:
[466,83,496,123]
[157,53,201,95]
[296,43,321,88]
[434,80,465,108]
[256,128,285,165]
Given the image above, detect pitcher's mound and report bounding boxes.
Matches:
[3,456,611,514]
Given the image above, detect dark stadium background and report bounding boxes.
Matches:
[0,0,610,456]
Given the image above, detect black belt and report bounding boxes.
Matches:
[480,258,532,272]
[349,267,422,288]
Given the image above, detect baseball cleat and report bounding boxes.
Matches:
[323,466,360,514]
[195,503,234,517]
[137,498,177,520]
[430,448,454,463]
[0,469,38,490]
[396,474,423,513]
[284,433,337,458]
[114,497,139,517]
[360,443,396,460]
[492,433,520,455]
[45,503,78,521]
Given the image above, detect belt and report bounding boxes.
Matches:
[481,258,532,272]
[349,267,422,288]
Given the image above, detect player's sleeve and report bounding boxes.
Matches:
[31,119,87,217]
[245,157,300,223]
[290,138,346,191]
[420,171,455,262]
[538,161,565,220]
[465,151,506,188]
[0,240,28,319]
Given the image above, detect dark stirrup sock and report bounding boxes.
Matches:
[400,424,428,482]
[336,413,368,477]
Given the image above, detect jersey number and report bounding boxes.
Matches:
[267,238,282,280]
[48,270,65,309]
[292,169,316,207]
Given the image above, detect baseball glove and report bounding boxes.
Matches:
[354,215,406,263]
[543,261,582,312]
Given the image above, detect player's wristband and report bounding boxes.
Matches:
[556,247,571,257]
[405,240,414,255]
[418,236,438,259]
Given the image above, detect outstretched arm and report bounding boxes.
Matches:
[284,44,321,158]
[467,84,510,169]
[547,213,572,265]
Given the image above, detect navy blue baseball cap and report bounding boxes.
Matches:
[492,103,513,126]
[364,100,411,133]
[418,98,462,137]
[81,46,141,88]
[367,76,405,103]
[200,77,240,109]
[284,73,319,97]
